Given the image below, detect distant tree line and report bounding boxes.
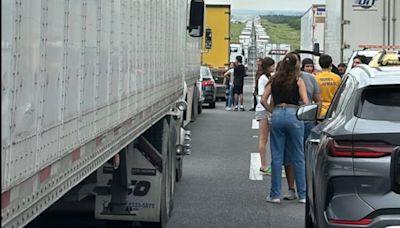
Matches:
[260,15,301,30]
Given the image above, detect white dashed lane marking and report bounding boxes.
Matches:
[250,119,261,180]
[252,119,259,129]
[249,153,263,180]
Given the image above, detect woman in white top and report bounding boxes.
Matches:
[256,57,275,174]
[223,62,236,110]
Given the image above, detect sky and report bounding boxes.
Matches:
[205,0,326,12]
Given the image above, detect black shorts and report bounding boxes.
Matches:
[233,84,243,94]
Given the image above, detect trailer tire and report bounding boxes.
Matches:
[167,117,177,212]
[209,102,216,108]
[191,90,198,122]
[198,101,203,114]
[159,119,172,228]
[141,118,172,228]
[175,157,183,182]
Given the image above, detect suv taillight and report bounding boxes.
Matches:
[202,80,214,86]
[327,138,394,158]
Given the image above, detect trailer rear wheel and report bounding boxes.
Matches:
[143,118,172,228]
[191,90,198,122]
[209,102,216,108]
[198,101,203,114]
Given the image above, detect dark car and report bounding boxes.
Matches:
[297,52,400,228]
[200,66,216,108]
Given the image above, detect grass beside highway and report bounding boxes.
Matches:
[230,22,245,43]
[260,16,300,50]
[230,16,300,50]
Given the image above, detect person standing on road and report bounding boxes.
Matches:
[256,57,275,175]
[338,63,347,77]
[250,57,263,111]
[352,55,369,68]
[283,53,321,201]
[223,62,236,111]
[315,54,342,118]
[261,53,309,203]
[233,55,246,111]
[301,58,315,75]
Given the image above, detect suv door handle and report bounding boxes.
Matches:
[309,139,320,144]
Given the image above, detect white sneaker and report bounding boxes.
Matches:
[283,189,297,200]
[225,107,232,111]
[299,198,306,204]
[266,196,281,204]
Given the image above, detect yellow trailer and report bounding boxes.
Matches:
[202,4,231,69]
[202,4,231,100]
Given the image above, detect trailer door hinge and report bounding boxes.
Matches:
[342,20,350,25]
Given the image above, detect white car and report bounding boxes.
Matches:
[344,49,379,74]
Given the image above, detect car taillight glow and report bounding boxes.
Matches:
[329,218,372,225]
[202,80,214,86]
[327,138,394,158]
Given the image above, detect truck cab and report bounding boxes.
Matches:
[230,44,245,64]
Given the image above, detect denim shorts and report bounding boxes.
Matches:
[255,110,271,121]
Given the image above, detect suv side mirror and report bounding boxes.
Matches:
[296,104,318,121]
[204,28,212,49]
[391,146,400,194]
[188,0,204,37]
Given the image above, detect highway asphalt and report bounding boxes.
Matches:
[166,79,304,228]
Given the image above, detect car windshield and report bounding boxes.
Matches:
[357,85,400,121]
[200,67,212,79]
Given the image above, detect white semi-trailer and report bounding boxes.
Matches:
[324,0,400,64]
[300,4,325,54]
[1,0,204,227]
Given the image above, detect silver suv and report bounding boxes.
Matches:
[297,52,400,227]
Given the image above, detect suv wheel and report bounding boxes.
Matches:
[209,102,216,108]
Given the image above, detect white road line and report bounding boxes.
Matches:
[251,119,259,129]
[249,153,263,180]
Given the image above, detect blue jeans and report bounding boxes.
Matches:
[270,107,305,199]
[226,83,234,107]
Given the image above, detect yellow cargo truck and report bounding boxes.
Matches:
[202,4,231,99]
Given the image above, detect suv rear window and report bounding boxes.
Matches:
[200,67,212,79]
[358,86,400,121]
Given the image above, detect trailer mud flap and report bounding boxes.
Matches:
[94,138,165,222]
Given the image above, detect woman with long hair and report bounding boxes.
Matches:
[250,57,264,111]
[261,53,309,203]
[256,57,275,175]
